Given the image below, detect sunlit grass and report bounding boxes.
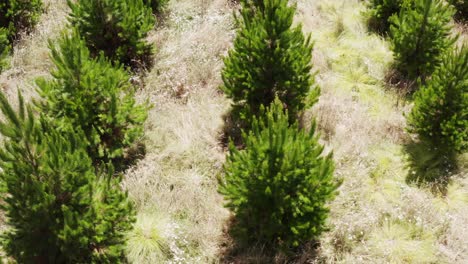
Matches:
[297,0,466,263]
[367,220,437,263]
[126,211,173,263]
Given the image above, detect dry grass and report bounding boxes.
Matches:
[297,0,468,263]
[0,0,466,263]
[123,0,234,262]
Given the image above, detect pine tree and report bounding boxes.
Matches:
[408,45,468,152]
[0,0,42,72]
[0,0,43,41]
[389,0,455,79]
[68,0,155,68]
[221,0,318,127]
[367,0,405,34]
[219,99,340,249]
[36,31,148,168]
[0,27,9,71]
[0,92,134,263]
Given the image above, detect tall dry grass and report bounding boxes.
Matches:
[123,0,234,262]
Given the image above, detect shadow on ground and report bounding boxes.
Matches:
[219,217,319,264]
[219,106,246,150]
[404,139,458,194]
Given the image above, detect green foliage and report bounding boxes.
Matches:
[0,27,9,71]
[0,92,135,263]
[143,0,168,14]
[408,45,468,152]
[221,0,318,126]
[36,31,148,168]
[219,99,340,249]
[367,0,404,34]
[0,0,42,72]
[448,0,468,20]
[0,0,43,41]
[389,0,455,79]
[68,0,155,68]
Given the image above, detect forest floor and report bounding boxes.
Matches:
[0,0,467,263]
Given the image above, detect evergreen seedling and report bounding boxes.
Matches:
[390,0,455,79]
[0,28,9,71]
[0,0,43,41]
[0,0,43,72]
[36,31,148,168]
[408,45,468,152]
[222,0,319,127]
[219,99,340,249]
[68,0,155,68]
[0,92,134,263]
[367,0,405,34]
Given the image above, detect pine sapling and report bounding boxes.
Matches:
[222,0,319,128]
[408,45,468,152]
[36,31,148,169]
[219,98,340,250]
[390,0,455,79]
[68,0,155,68]
[0,27,9,71]
[0,92,135,263]
[367,0,405,34]
[0,0,43,41]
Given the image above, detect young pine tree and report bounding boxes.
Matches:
[0,0,42,71]
[0,27,9,71]
[390,0,455,80]
[367,0,405,34]
[68,0,155,68]
[0,92,134,263]
[0,0,43,41]
[36,31,148,168]
[222,0,318,126]
[219,99,340,249]
[408,45,468,152]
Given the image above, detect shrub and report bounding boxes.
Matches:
[68,0,155,68]
[0,0,43,41]
[0,0,43,72]
[221,0,319,127]
[367,0,405,34]
[408,45,468,152]
[219,99,340,249]
[389,0,455,79]
[0,27,9,71]
[143,0,168,14]
[448,0,468,21]
[0,92,135,263]
[36,31,148,168]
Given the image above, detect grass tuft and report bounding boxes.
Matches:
[126,211,173,263]
[368,220,437,263]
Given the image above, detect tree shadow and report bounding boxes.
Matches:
[219,217,320,264]
[219,106,246,150]
[385,69,419,97]
[403,139,458,194]
[100,141,146,173]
